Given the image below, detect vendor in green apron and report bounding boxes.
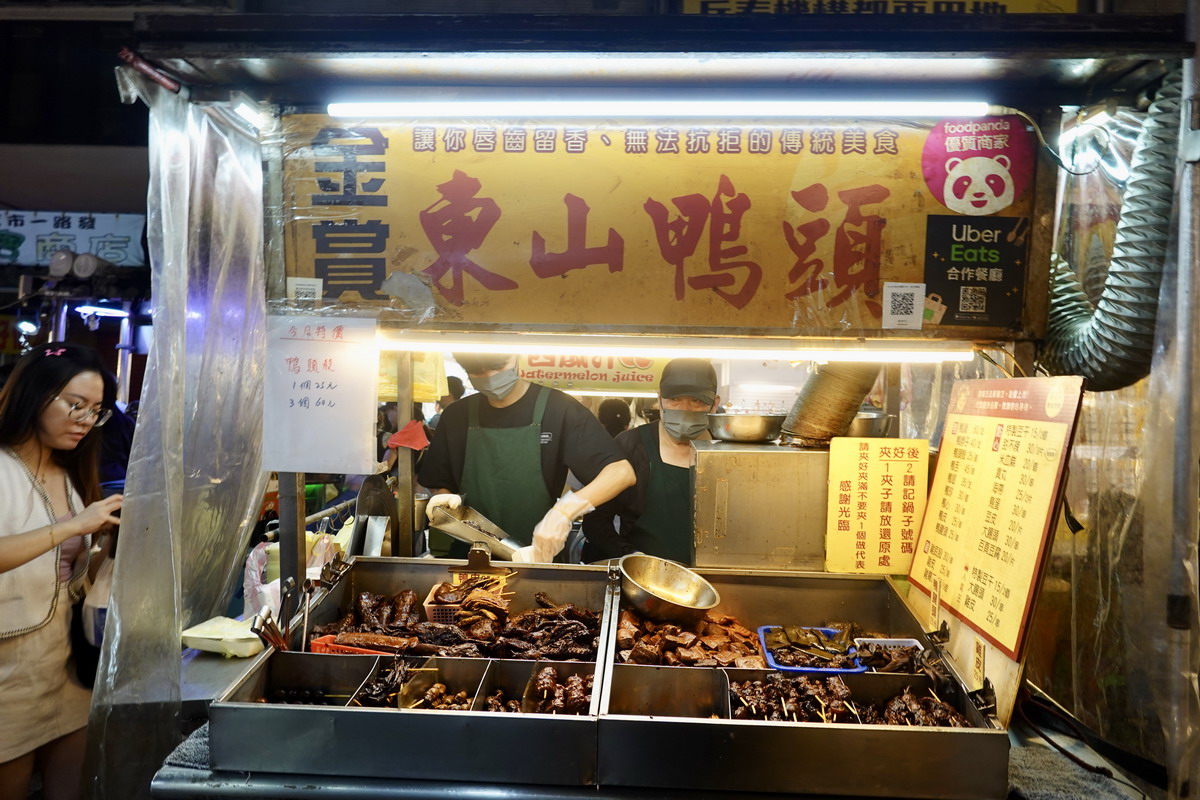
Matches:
[419,353,635,562]
[581,359,719,566]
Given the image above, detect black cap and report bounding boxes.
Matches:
[659,358,717,405]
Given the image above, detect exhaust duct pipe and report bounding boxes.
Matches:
[1038,67,1182,391]
[782,363,882,447]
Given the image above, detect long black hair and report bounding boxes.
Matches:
[0,342,115,505]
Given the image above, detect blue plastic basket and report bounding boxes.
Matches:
[757,626,868,674]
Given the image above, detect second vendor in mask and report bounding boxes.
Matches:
[419,353,635,563]
[581,358,718,565]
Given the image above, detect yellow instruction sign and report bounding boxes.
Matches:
[826,438,929,574]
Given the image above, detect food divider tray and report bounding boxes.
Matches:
[209,558,612,787]
[208,560,1009,798]
[598,570,1009,799]
[757,625,868,674]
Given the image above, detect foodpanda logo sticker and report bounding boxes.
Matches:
[921,116,1034,217]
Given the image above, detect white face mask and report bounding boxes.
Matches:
[662,408,709,441]
[470,366,519,402]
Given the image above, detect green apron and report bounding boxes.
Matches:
[429,385,554,558]
[628,422,694,565]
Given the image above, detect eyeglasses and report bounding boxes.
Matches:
[52,396,112,427]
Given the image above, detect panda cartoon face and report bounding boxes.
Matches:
[943,155,1014,216]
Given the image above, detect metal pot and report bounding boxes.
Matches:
[619,554,721,626]
[707,413,787,442]
[845,411,895,437]
[413,493,429,531]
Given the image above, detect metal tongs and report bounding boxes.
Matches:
[320,551,352,586]
[251,607,288,651]
[427,504,523,560]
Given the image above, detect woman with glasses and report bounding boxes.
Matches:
[0,342,123,800]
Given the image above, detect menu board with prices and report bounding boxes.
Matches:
[263,315,378,474]
[826,438,929,574]
[908,376,1083,660]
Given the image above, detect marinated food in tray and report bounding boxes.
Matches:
[855,642,922,673]
[484,688,523,713]
[353,657,412,708]
[616,608,766,668]
[414,683,473,711]
[729,674,970,727]
[531,665,593,715]
[762,626,859,669]
[313,588,600,660]
[429,574,506,606]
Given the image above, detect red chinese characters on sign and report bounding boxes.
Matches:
[420,170,518,306]
[530,194,625,278]
[644,175,763,309]
[783,182,891,318]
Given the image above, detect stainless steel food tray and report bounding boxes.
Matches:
[598,569,1008,799]
[206,560,1008,797]
[209,557,614,787]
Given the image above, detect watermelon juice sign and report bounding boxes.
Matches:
[281,114,1037,336]
[518,355,669,394]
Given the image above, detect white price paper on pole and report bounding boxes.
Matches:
[263,316,377,474]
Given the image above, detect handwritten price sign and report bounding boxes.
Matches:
[263,315,377,473]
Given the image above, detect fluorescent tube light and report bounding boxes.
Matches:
[328,99,991,120]
[377,332,976,364]
[565,389,658,398]
[233,100,264,129]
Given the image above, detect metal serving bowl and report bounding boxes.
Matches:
[707,413,787,442]
[619,554,721,626]
[845,410,895,438]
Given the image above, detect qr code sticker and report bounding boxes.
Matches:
[959,286,987,313]
[889,290,916,317]
[287,277,322,303]
[294,284,317,302]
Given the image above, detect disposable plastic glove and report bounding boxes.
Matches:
[426,494,462,513]
[510,545,536,563]
[529,491,596,563]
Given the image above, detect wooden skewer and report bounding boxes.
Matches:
[848,701,863,724]
[929,688,942,704]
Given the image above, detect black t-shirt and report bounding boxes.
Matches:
[417,384,627,498]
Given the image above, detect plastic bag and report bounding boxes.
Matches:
[378,351,447,403]
[83,557,115,647]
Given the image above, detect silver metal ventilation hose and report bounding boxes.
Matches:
[1038,66,1182,391]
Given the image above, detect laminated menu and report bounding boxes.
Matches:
[908,376,1083,659]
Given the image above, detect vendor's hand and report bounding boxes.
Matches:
[426,493,462,513]
[529,491,596,563]
[510,545,537,563]
[71,494,124,536]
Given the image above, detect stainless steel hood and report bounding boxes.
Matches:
[129,12,1186,106]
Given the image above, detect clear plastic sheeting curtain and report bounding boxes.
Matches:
[84,68,269,799]
[904,96,1198,793]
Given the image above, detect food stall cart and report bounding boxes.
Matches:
[83,6,1196,799]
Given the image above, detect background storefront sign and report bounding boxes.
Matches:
[0,211,145,267]
[263,316,378,474]
[281,115,1035,333]
[908,376,1083,659]
[518,355,669,394]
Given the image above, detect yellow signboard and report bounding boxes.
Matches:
[826,438,929,573]
[908,376,1083,659]
[517,355,670,394]
[282,114,1036,334]
[681,1,1077,12]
